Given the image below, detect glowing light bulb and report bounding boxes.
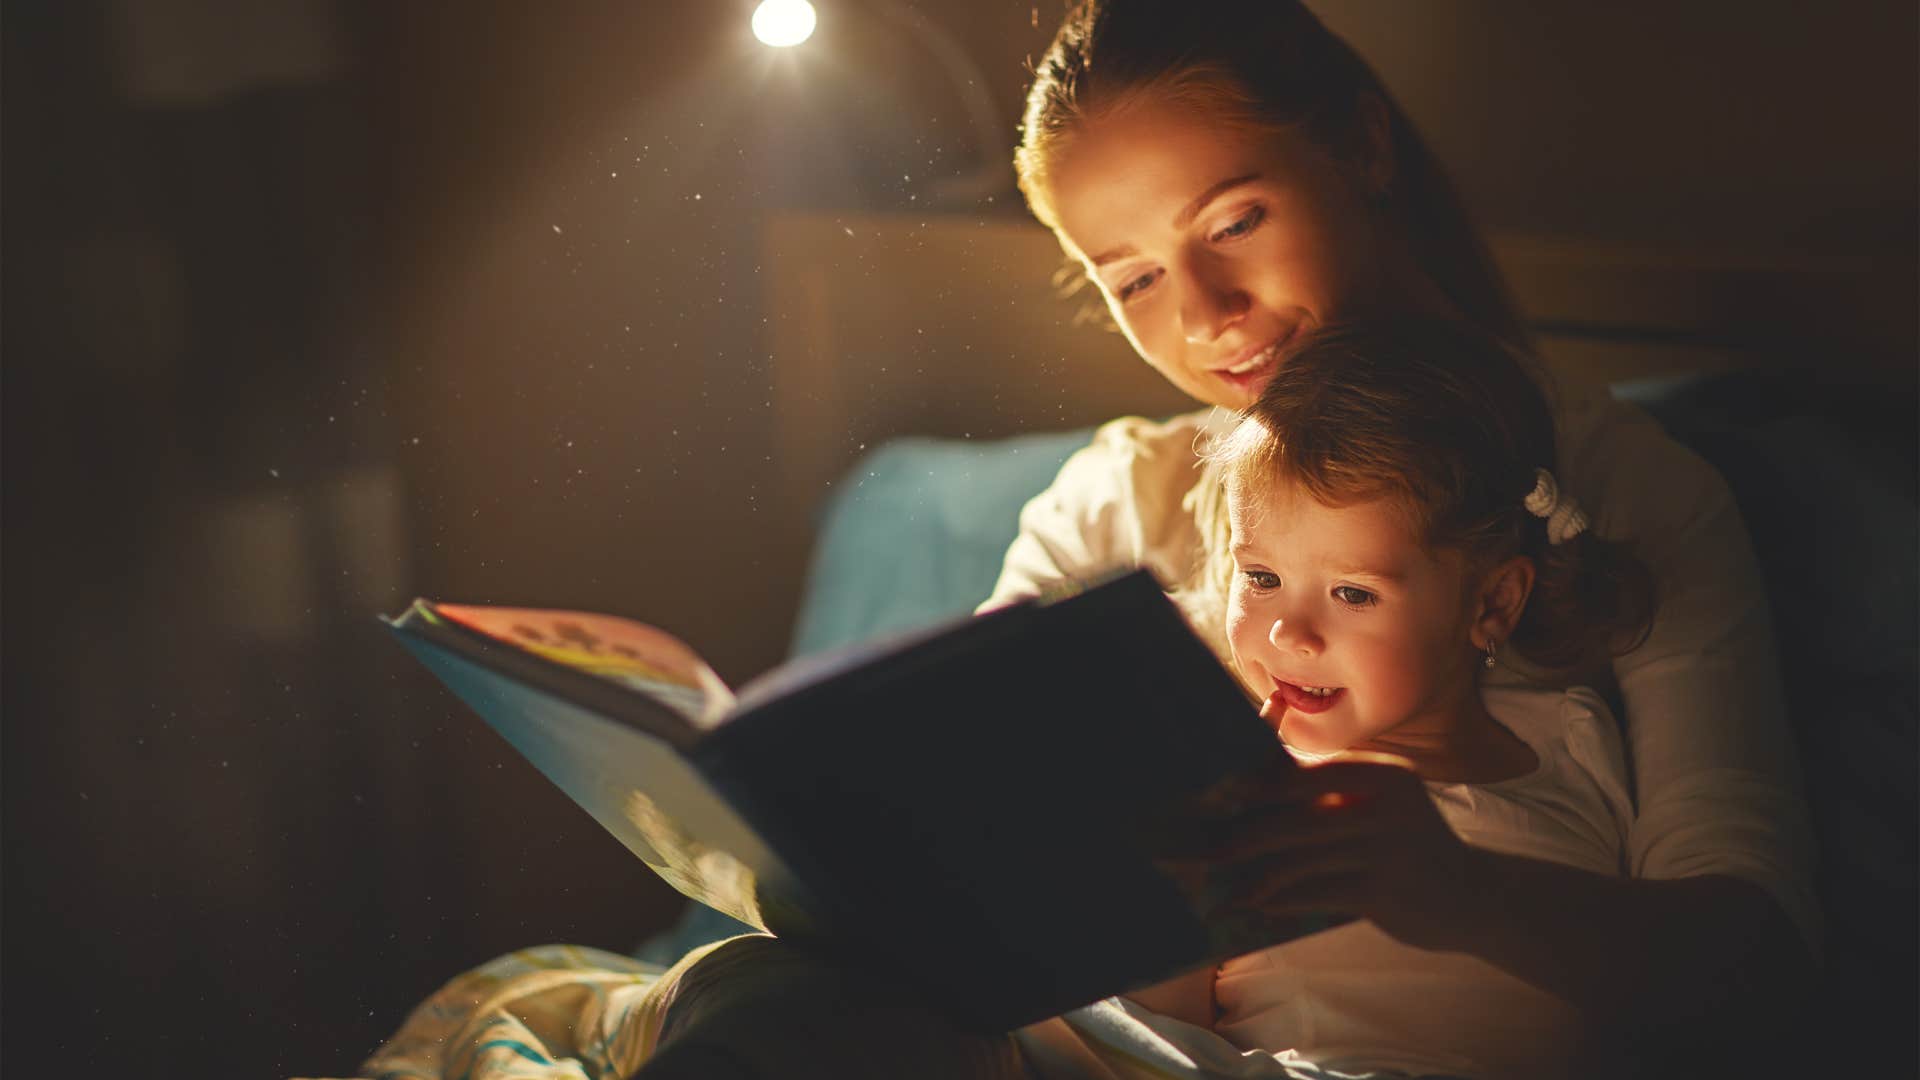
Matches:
[752,0,816,48]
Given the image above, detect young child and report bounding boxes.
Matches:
[1028,318,1660,1080]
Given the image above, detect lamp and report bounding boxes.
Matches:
[751,0,816,48]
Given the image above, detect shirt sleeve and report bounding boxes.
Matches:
[979,411,1216,613]
[1553,374,1822,955]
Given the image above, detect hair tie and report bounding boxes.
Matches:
[1524,468,1589,545]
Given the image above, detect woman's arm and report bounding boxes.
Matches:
[1209,760,1815,1050]
[1555,379,1820,951]
[978,411,1218,612]
[1452,848,1816,1040]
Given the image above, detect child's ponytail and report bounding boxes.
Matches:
[1512,515,1657,673]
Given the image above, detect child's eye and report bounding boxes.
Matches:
[1210,206,1265,243]
[1332,585,1377,608]
[1242,570,1281,591]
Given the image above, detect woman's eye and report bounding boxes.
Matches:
[1210,206,1265,243]
[1115,268,1160,301]
[1332,585,1377,608]
[1242,570,1281,591]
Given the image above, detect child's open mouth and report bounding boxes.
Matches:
[1270,680,1345,715]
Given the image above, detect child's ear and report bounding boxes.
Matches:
[1469,555,1535,652]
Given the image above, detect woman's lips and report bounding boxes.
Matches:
[1267,680,1346,716]
[1214,324,1304,395]
[1217,348,1280,396]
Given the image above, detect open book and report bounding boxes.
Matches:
[384,569,1335,1031]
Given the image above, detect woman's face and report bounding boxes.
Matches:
[1043,97,1399,411]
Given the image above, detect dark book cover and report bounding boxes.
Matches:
[385,569,1326,1031]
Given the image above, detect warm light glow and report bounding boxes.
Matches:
[752,0,816,48]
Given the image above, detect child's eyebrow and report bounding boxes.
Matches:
[1338,568,1406,585]
[1229,545,1407,585]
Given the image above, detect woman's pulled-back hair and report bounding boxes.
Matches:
[1019,0,1526,348]
[1208,318,1655,673]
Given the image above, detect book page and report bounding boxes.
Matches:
[435,604,736,731]
[393,629,818,934]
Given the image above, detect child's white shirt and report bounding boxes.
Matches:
[1020,684,1634,1080]
[1208,684,1633,1079]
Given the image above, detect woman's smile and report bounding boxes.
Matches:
[1211,322,1308,399]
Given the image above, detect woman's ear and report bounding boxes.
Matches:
[1469,555,1535,652]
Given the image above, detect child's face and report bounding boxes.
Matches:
[1041,97,1391,412]
[1223,479,1482,757]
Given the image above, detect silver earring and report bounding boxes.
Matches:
[1483,642,1497,669]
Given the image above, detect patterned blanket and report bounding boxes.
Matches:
[293,938,1375,1080]
[293,944,683,1080]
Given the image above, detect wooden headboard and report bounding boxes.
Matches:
[761,210,1913,515]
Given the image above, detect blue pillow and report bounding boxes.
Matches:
[788,428,1097,657]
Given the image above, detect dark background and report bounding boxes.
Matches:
[3,2,1914,1076]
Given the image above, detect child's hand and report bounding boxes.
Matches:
[1170,754,1481,953]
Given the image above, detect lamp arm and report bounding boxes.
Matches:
[869,1,1012,204]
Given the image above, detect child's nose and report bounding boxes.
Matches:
[1268,616,1321,656]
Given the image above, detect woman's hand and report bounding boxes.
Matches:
[1162,753,1482,953]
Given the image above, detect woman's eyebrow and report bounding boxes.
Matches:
[1174,172,1262,229]
[1088,172,1264,267]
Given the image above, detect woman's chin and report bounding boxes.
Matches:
[1210,378,1267,413]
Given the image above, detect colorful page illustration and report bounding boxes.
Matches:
[435,604,736,730]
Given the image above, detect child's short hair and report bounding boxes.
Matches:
[1205,317,1655,672]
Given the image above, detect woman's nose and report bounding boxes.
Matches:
[1268,616,1320,657]
[1179,262,1249,344]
